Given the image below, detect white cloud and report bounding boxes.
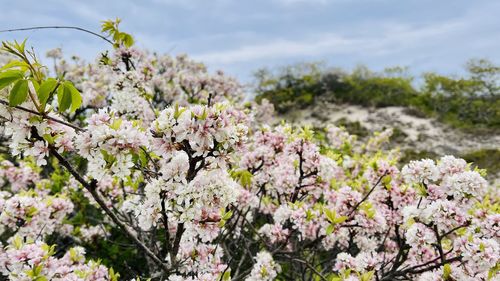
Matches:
[194,35,354,63]
[193,20,464,65]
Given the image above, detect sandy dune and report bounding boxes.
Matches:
[277,100,500,156]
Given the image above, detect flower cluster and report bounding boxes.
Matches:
[0,237,113,281]
[0,102,76,166]
[0,192,73,239]
[75,109,148,180]
[54,48,243,124]
[246,251,281,281]
[150,102,247,158]
[0,159,39,192]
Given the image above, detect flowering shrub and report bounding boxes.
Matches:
[0,237,114,281]
[0,20,498,281]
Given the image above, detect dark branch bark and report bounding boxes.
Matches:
[44,141,169,272]
[347,172,388,217]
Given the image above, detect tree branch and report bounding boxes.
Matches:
[0,26,113,45]
[44,142,169,272]
[348,172,388,217]
[0,99,84,131]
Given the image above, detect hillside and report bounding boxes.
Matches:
[255,63,500,182]
[272,98,500,183]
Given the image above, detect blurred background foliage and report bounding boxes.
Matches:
[254,59,500,180]
[254,58,500,131]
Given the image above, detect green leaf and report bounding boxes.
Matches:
[63,81,82,112]
[222,270,231,281]
[120,32,135,47]
[101,18,134,48]
[47,244,56,256]
[137,148,149,166]
[239,170,253,187]
[109,268,120,281]
[0,70,23,90]
[324,209,336,223]
[415,183,428,196]
[443,263,452,280]
[18,39,27,53]
[110,118,123,130]
[325,273,342,281]
[197,108,208,120]
[37,78,58,108]
[173,103,186,119]
[9,79,28,106]
[0,60,29,71]
[334,215,348,224]
[222,210,233,221]
[33,264,43,276]
[382,175,392,185]
[30,79,40,93]
[360,271,375,281]
[306,209,314,221]
[229,169,253,187]
[101,149,117,168]
[43,134,55,145]
[326,224,335,235]
[13,235,23,249]
[488,263,500,280]
[57,83,72,112]
[101,19,118,33]
[383,175,392,190]
[218,209,233,227]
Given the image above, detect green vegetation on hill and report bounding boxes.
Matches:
[462,149,500,178]
[253,63,323,111]
[397,148,500,180]
[255,59,500,131]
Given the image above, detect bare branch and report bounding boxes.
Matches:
[41,137,169,272]
[0,99,84,131]
[0,26,113,45]
[348,171,388,217]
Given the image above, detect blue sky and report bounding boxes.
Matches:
[1,0,499,83]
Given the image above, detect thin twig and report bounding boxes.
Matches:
[0,99,84,131]
[348,172,388,217]
[40,137,168,272]
[217,257,233,281]
[0,26,113,45]
[286,257,328,281]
